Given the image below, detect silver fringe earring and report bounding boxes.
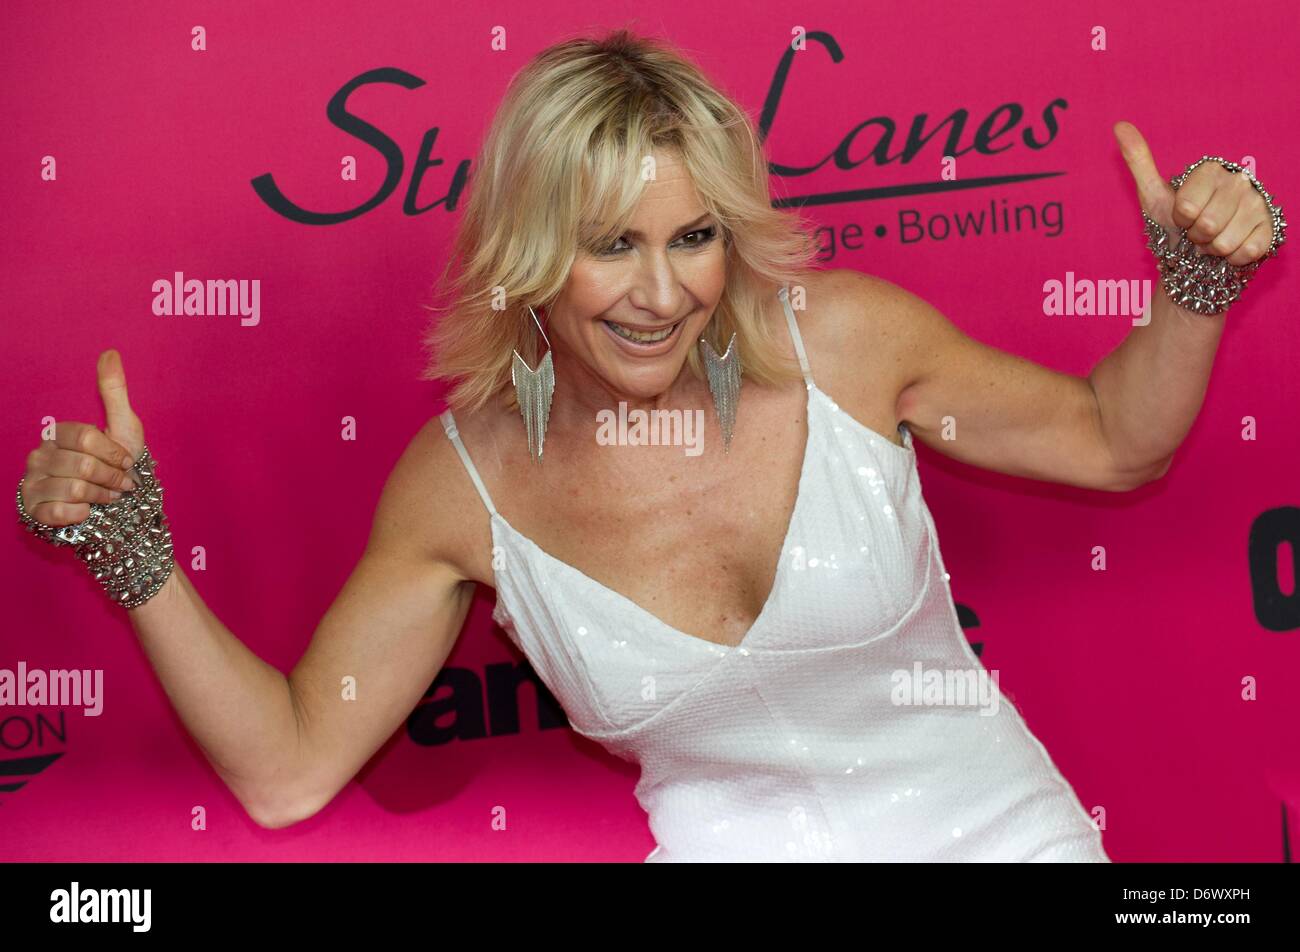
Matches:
[699,331,742,452]
[512,305,555,463]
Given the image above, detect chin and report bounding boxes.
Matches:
[601,360,688,401]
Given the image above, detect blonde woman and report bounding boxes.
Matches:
[17,30,1285,861]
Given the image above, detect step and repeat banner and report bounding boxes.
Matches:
[2,0,1297,862]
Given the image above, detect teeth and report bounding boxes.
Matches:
[606,320,677,343]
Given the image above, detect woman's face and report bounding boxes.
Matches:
[545,150,728,404]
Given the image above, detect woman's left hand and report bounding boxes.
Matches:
[1114,120,1276,267]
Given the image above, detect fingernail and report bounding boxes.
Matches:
[109,491,123,499]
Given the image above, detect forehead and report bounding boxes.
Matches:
[580,145,712,247]
[626,152,705,222]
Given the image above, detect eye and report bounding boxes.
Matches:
[597,226,719,257]
[679,226,718,249]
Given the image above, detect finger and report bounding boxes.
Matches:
[1185,176,1242,247]
[1170,162,1227,232]
[1113,121,1170,215]
[1204,200,1259,263]
[42,446,137,492]
[27,497,94,528]
[97,349,139,440]
[1225,220,1274,267]
[52,421,135,469]
[18,476,95,528]
[39,475,126,507]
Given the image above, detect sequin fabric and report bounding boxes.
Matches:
[437,288,1109,863]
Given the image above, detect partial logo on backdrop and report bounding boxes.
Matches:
[251,34,1066,253]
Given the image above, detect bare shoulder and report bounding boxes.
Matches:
[369,404,503,585]
[788,268,940,435]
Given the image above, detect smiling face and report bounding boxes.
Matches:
[543,149,728,407]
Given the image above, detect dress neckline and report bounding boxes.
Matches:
[488,381,915,653]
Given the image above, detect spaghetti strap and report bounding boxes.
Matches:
[438,409,498,516]
[778,285,815,388]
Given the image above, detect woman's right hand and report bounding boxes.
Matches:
[20,349,146,529]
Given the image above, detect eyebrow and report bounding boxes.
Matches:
[618,214,714,241]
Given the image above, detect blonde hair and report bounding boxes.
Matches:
[420,27,821,413]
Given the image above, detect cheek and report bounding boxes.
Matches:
[559,274,626,324]
[693,246,730,295]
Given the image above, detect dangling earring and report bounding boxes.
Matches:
[698,331,742,452]
[512,305,555,463]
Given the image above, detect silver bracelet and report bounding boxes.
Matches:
[1142,155,1287,315]
[17,443,175,609]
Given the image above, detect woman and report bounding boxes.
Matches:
[16,30,1285,861]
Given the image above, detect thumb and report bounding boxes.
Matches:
[97,349,144,457]
[1113,120,1174,224]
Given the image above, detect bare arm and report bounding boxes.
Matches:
[821,269,1168,492]
[1085,121,1276,480]
[125,417,476,827]
[1086,289,1221,481]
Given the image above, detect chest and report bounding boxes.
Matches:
[489,389,810,648]
[482,392,934,743]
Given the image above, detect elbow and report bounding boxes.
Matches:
[244,788,325,830]
[249,807,304,831]
[1107,455,1173,492]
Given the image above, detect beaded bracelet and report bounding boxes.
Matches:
[1142,156,1287,315]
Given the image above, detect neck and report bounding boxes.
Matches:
[545,347,713,429]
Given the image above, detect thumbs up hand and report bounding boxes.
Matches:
[1113,121,1275,267]
[97,349,145,469]
[18,349,144,528]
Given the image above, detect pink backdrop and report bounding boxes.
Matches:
[3,0,1297,862]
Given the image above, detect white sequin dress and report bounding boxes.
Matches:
[438,286,1110,862]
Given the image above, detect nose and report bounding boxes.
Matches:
[627,251,687,323]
